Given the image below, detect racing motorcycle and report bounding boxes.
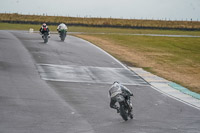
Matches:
[59,29,67,41]
[116,94,133,121]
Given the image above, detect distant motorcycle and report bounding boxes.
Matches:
[116,94,133,121]
[42,32,49,43]
[59,29,67,41]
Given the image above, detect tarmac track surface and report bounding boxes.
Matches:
[0,30,200,133]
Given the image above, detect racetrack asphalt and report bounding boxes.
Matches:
[0,30,200,133]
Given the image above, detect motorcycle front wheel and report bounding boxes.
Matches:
[43,33,48,43]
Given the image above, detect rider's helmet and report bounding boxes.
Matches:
[113,81,119,84]
[112,81,120,90]
[42,23,47,27]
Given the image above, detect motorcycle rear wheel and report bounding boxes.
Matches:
[60,31,66,41]
[120,104,128,121]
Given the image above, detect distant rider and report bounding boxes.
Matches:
[109,81,133,113]
[57,23,68,35]
[39,23,50,38]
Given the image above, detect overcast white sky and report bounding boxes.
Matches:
[0,0,200,21]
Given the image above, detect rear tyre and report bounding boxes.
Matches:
[60,31,66,41]
[120,104,128,121]
[61,36,65,41]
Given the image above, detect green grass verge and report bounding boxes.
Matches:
[79,33,200,68]
[1,22,200,36]
[0,22,57,31]
[70,26,200,36]
[111,34,199,62]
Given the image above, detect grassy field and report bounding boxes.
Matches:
[0,22,200,93]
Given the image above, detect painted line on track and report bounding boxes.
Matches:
[36,63,148,86]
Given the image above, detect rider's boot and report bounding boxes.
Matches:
[130,113,133,119]
[117,107,120,113]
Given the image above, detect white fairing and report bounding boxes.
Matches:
[57,23,68,30]
[111,91,121,98]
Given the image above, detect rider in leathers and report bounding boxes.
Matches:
[57,23,68,35]
[109,81,133,113]
[39,23,50,37]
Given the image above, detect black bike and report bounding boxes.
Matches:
[116,94,133,121]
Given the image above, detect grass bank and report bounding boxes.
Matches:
[0,22,199,93]
[1,13,200,30]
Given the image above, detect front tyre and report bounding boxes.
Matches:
[44,37,48,43]
[43,33,48,43]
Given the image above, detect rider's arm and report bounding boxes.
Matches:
[65,25,68,30]
[57,25,60,30]
[121,85,133,96]
[108,90,111,97]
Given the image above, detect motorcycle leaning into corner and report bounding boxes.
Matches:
[109,81,134,121]
[116,93,133,121]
